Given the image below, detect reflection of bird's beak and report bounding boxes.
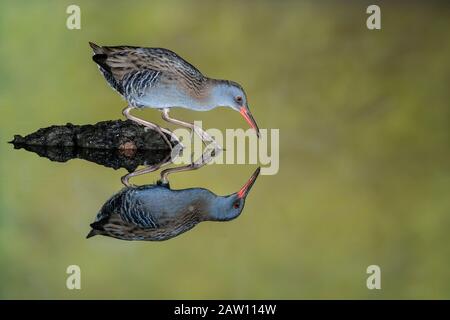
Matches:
[237,167,261,199]
[240,106,260,138]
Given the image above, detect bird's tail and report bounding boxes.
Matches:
[86,219,107,239]
[89,41,103,54]
[88,41,124,94]
[86,229,98,238]
[89,42,111,73]
[89,42,107,66]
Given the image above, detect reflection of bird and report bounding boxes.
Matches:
[89,42,260,148]
[87,168,260,241]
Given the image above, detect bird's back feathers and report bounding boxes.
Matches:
[89,42,206,95]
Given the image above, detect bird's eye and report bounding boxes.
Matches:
[233,201,240,209]
[235,96,243,104]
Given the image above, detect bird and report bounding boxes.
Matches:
[87,167,260,241]
[89,42,260,149]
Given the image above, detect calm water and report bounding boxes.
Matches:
[0,1,449,299]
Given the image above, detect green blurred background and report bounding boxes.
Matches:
[0,0,449,299]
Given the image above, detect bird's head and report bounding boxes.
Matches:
[211,80,260,137]
[207,167,260,221]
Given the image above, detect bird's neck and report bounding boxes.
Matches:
[202,79,233,110]
[177,79,234,112]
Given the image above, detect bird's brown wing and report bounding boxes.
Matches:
[90,43,206,89]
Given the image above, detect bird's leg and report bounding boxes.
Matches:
[121,154,174,187]
[122,106,181,150]
[161,108,221,148]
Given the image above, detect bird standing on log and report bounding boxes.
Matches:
[89,42,260,149]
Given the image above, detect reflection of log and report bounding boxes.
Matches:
[9,120,175,172]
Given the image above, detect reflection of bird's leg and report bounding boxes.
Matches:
[121,164,161,187]
[161,108,220,148]
[123,106,181,150]
[121,156,173,187]
[159,144,220,184]
[159,162,203,185]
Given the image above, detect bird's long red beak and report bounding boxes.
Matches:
[237,167,261,199]
[240,106,260,138]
